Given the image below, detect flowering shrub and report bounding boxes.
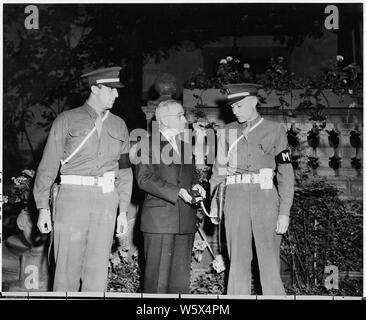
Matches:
[108,238,141,293]
[3,169,35,239]
[3,169,35,207]
[213,56,253,87]
[257,56,300,94]
[193,239,207,263]
[184,56,253,90]
[190,266,225,294]
[258,55,362,120]
[316,56,363,106]
[212,254,226,273]
[3,169,50,246]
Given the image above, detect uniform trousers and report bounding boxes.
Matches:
[224,183,285,295]
[143,232,195,293]
[53,184,118,291]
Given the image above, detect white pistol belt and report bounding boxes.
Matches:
[226,168,273,190]
[60,171,115,193]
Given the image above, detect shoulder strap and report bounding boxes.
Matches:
[227,118,264,158]
[61,111,110,166]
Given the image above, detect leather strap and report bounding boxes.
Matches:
[61,111,110,166]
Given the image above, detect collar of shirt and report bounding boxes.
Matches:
[160,128,180,142]
[160,128,180,153]
[84,103,107,119]
[238,115,262,130]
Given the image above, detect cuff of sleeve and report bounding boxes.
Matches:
[119,202,129,213]
[279,204,291,217]
[37,200,50,210]
[170,187,181,204]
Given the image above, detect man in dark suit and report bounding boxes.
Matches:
[134,99,205,293]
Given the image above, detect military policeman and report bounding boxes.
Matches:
[33,67,133,292]
[209,83,294,295]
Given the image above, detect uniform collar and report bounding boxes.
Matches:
[84,103,107,119]
[238,115,262,130]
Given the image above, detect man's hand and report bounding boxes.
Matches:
[116,212,129,237]
[192,184,206,199]
[179,188,192,204]
[276,215,290,234]
[37,209,52,234]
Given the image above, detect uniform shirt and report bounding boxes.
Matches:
[33,103,133,212]
[210,116,294,216]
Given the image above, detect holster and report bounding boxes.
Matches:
[216,182,226,223]
[212,182,227,253]
[50,183,59,226]
[48,182,59,264]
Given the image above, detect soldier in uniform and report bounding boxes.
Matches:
[33,67,133,292]
[209,83,294,295]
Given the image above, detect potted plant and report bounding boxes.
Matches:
[183,56,253,108]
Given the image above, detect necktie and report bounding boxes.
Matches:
[95,114,103,137]
[169,136,180,155]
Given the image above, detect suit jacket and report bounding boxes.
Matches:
[135,132,197,234]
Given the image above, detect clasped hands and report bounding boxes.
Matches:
[179,184,206,204]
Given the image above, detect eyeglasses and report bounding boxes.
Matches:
[164,113,186,120]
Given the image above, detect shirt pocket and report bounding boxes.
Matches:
[256,143,276,168]
[107,127,124,159]
[65,127,90,156]
[257,142,274,155]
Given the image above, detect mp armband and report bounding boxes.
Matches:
[275,149,292,164]
[118,153,131,169]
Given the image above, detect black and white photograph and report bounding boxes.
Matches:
[1,1,363,302]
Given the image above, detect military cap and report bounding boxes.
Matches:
[224,83,262,105]
[81,66,124,88]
